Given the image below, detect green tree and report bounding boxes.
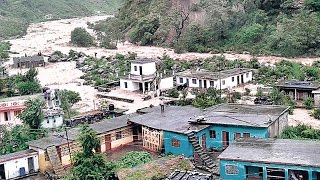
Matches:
[281,124,320,139]
[304,97,314,109]
[59,90,81,118]
[71,28,95,47]
[19,99,45,129]
[192,88,224,109]
[67,125,116,180]
[313,108,320,119]
[0,42,10,59]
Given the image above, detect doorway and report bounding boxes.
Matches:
[27,157,35,173]
[139,66,143,75]
[139,83,143,91]
[105,134,111,151]
[204,80,207,88]
[222,131,230,148]
[199,80,202,88]
[0,164,5,179]
[133,126,142,141]
[201,134,206,149]
[241,75,244,83]
[186,79,189,85]
[237,76,240,85]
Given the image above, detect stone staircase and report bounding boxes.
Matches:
[186,131,215,171]
[46,146,67,177]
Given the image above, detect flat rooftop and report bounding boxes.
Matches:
[128,106,209,134]
[130,104,288,133]
[13,56,44,63]
[0,149,37,163]
[175,68,252,80]
[60,113,139,140]
[0,94,42,102]
[218,138,320,168]
[276,80,320,90]
[27,136,68,150]
[131,58,157,64]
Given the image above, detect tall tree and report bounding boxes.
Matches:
[58,90,81,118]
[66,125,116,180]
[19,98,45,129]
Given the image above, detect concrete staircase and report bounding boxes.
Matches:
[187,131,215,171]
[46,146,66,177]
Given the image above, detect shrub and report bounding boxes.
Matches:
[313,108,320,119]
[232,91,242,100]
[71,27,95,47]
[167,89,179,98]
[256,89,263,97]
[304,97,314,110]
[244,88,251,96]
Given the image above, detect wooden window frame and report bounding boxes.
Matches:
[172,138,180,147]
[209,130,216,138]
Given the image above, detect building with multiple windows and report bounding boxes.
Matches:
[218,138,320,180]
[175,68,253,89]
[120,59,173,94]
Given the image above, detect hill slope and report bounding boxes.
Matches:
[0,0,122,39]
[95,0,320,57]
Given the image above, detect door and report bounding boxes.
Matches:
[222,131,230,147]
[237,76,240,85]
[199,80,202,88]
[201,134,206,149]
[139,83,143,91]
[241,75,244,83]
[133,126,141,141]
[0,164,5,179]
[186,79,189,85]
[139,66,143,75]
[28,157,35,173]
[105,134,111,151]
[204,80,207,88]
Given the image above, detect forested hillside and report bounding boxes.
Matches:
[0,0,122,39]
[95,0,320,57]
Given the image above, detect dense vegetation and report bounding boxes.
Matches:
[95,0,320,57]
[281,124,320,140]
[58,90,81,118]
[0,0,123,39]
[0,99,47,155]
[71,28,95,47]
[0,42,10,59]
[0,68,41,97]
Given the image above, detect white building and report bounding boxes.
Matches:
[42,109,64,129]
[0,149,39,179]
[175,68,253,89]
[120,59,174,94]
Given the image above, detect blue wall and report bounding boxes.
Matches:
[199,125,268,150]
[220,159,320,180]
[164,131,194,157]
[163,125,268,157]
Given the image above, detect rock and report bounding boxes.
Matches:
[48,54,60,62]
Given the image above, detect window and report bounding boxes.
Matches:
[4,112,9,121]
[210,81,214,87]
[234,133,241,140]
[225,165,238,175]
[232,77,234,82]
[222,80,225,85]
[192,79,197,84]
[172,139,180,147]
[53,118,56,123]
[243,133,250,139]
[47,119,50,124]
[124,82,128,88]
[209,130,216,138]
[246,73,249,78]
[116,131,122,140]
[14,111,21,116]
[134,66,137,71]
[179,78,183,83]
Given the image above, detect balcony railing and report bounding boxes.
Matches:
[128,73,156,81]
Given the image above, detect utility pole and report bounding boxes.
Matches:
[65,126,73,165]
[219,61,222,98]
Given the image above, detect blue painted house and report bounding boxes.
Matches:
[218,138,320,180]
[129,104,289,157]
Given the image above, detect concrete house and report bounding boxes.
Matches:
[120,59,173,94]
[128,104,288,157]
[218,138,320,180]
[12,56,45,69]
[276,80,320,104]
[27,114,137,174]
[175,68,253,89]
[0,94,41,127]
[0,149,39,179]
